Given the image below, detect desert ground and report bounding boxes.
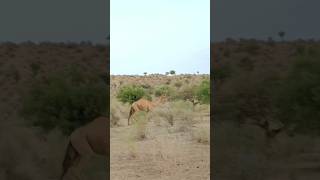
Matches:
[2,39,320,180]
[110,75,210,180]
[0,41,209,180]
[0,42,108,180]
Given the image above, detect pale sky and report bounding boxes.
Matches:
[110,0,210,75]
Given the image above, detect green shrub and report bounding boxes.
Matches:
[154,85,173,97]
[21,65,107,135]
[214,64,232,81]
[30,62,41,77]
[178,85,198,102]
[196,80,210,104]
[141,83,151,89]
[275,52,320,135]
[175,80,210,106]
[117,85,148,104]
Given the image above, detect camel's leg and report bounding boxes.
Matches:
[63,155,91,180]
[63,166,81,180]
[61,142,80,180]
[75,156,91,180]
[146,112,150,122]
[61,142,91,180]
[128,107,135,125]
[128,116,131,126]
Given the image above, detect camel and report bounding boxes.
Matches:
[128,95,167,125]
[61,116,108,180]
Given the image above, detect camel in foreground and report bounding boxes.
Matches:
[128,95,167,125]
[61,116,108,180]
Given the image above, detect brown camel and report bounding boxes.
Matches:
[128,95,167,125]
[61,116,108,180]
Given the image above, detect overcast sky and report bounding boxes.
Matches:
[0,0,108,43]
[111,0,210,75]
[212,0,320,41]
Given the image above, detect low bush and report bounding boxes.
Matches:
[117,85,150,104]
[21,65,107,135]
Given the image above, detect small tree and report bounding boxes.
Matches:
[169,70,176,75]
[117,85,149,104]
[143,72,147,76]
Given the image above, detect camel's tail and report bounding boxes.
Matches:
[61,141,79,180]
[128,106,135,125]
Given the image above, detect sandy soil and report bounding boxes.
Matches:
[110,115,210,180]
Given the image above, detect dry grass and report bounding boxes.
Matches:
[192,126,210,144]
[0,124,66,180]
[132,111,149,140]
[213,121,320,180]
[110,75,210,180]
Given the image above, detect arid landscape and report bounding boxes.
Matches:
[0,42,108,180]
[212,39,320,180]
[110,75,210,180]
[0,41,210,180]
[2,39,320,180]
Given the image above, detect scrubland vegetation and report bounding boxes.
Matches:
[110,74,210,180]
[0,42,108,180]
[4,38,320,180]
[213,39,320,180]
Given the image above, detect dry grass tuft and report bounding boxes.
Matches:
[192,126,210,144]
[132,111,149,140]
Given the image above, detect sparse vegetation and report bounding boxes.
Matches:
[174,81,183,88]
[275,49,320,135]
[110,73,210,180]
[154,85,173,97]
[213,40,320,179]
[0,42,108,179]
[192,126,209,144]
[30,62,41,77]
[117,85,148,104]
[196,80,210,104]
[20,65,107,135]
[132,111,148,140]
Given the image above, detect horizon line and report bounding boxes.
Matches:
[212,37,320,43]
[110,73,210,76]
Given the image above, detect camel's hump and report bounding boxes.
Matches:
[70,116,108,156]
